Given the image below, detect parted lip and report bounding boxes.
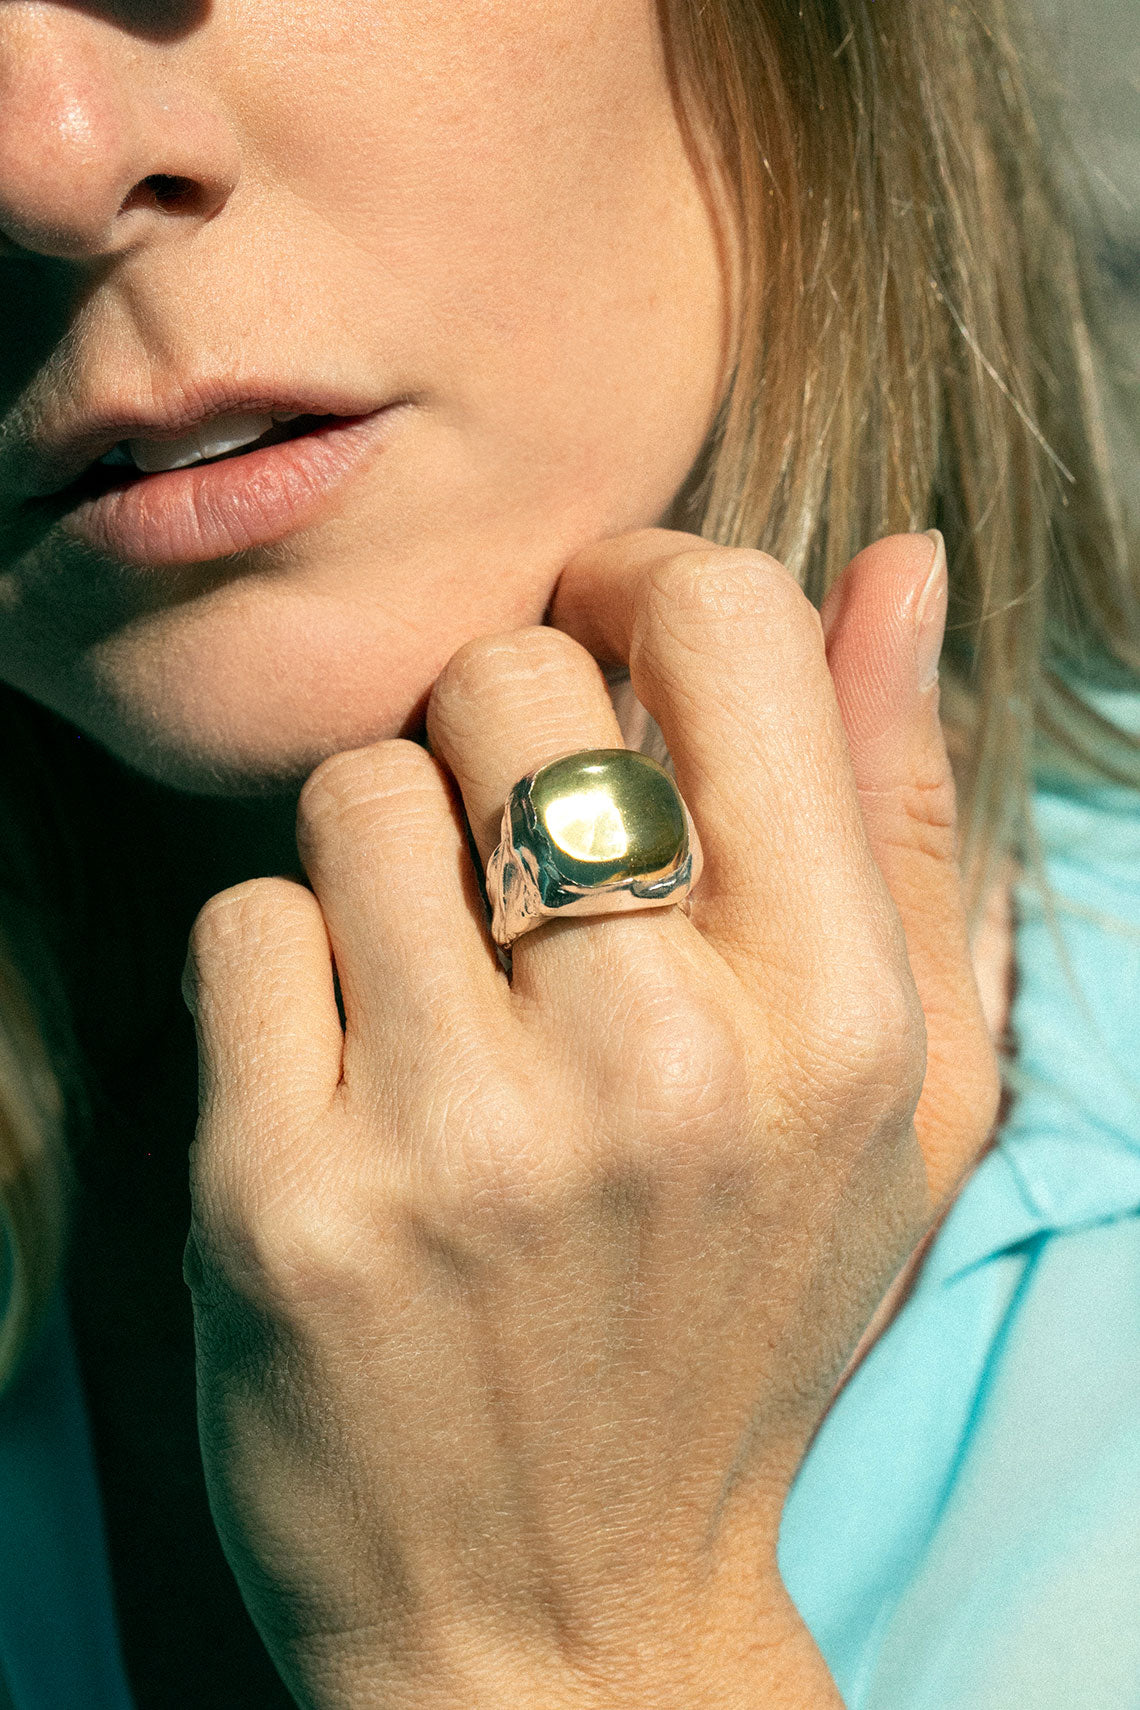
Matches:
[8,374,401,501]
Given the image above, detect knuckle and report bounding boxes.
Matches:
[413,1075,568,1234]
[427,629,601,762]
[188,875,312,972]
[251,1203,371,1313]
[794,962,926,1122]
[397,1056,714,1269]
[397,986,756,1253]
[428,627,594,739]
[297,739,445,853]
[633,547,812,662]
[189,1141,375,1317]
[602,978,750,1152]
[880,769,960,865]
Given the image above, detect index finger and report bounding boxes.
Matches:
[548,529,893,981]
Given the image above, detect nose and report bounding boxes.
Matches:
[0,9,239,262]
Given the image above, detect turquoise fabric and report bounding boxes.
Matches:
[781,689,1140,1706]
[0,696,1136,1707]
[0,1296,132,1708]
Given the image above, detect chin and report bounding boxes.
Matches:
[96,720,376,800]
[95,677,434,800]
[65,614,444,801]
[3,497,584,798]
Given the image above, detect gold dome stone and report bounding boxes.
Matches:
[528,749,687,884]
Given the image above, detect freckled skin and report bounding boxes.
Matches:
[0,0,732,795]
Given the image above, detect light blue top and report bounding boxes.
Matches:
[781,688,1140,1707]
[0,696,1138,1708]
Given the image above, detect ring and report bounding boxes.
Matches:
[485,748,702,948]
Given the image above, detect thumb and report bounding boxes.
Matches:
[821,531,1000,1204]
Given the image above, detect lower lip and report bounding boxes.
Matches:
[58,408,406,566]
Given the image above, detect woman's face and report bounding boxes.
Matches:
[0,1,732,793]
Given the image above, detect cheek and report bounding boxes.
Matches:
[237,0,730,460]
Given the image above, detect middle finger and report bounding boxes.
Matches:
[550,533,901,990]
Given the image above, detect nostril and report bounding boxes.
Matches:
[149,175,195,207]
[121,174,200,215]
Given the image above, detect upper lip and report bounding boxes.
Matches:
[9,375,397,500]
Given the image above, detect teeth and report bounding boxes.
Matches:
[193,413,278,463]
[126,411,277,474]
[128,431,207,474]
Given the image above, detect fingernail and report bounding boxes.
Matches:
[914,529,947,692]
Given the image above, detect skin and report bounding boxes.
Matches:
[0,3,1005,1704]
[0,0,730,793]
[185,532,1002,1708]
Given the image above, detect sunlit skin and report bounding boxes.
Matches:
[0,5,1008,1706]
[0,0,730,795]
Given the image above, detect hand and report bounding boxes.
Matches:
[182,528,999,1709]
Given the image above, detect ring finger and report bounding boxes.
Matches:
[424,624,700,1001]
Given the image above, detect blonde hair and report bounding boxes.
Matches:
[0,0,1137,1386]
[664,0,1140,896]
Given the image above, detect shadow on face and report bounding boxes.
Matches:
[47,0,208,43]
